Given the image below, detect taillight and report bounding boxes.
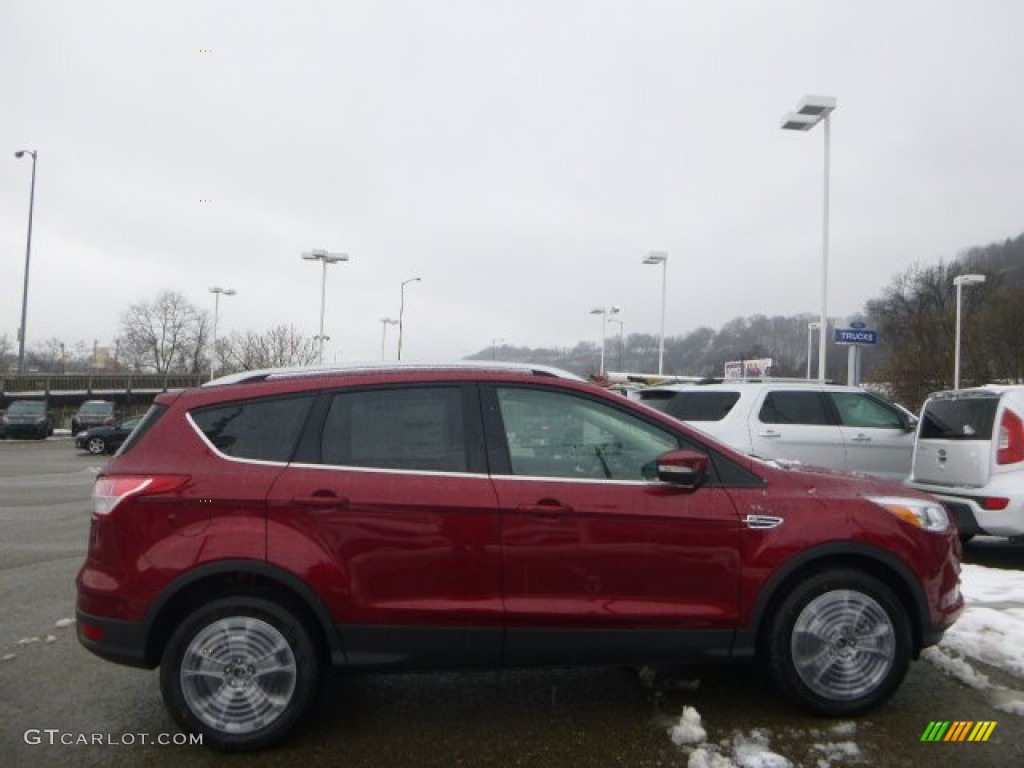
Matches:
[92,475,188,515]
[996,409,1024,465]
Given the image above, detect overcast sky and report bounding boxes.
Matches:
[3,0,1023,363]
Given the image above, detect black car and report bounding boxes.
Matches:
[1,400,53,439]
[74,417,141,455]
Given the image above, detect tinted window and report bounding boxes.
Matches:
[78,402,114,415]
[321,387,468,472]
[920,397,998,440]
[758,391,832,426]
[664,391,741,422]
[191,395,314,462]
[830,393,904,429]
[635,390,676,412]
[496,387,678,480]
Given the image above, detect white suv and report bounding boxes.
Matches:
[632,380,917,481]
[907,385,1024,540]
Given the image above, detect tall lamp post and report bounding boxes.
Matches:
[608,317,625,371]
[208,286,236,381]
[782,95,836,383]
[14,149,37,373]
[590,306,620,376]
[379,318,398,359]
[642,251,668,374]
[301,249,349,364]
[491,338,506,361]
[805,321,820,380]
[953,273,985,389]
[397,277,421,360]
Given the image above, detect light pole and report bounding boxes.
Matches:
[782,95,836,383]
[491,338,506,360]
[209,286,236,381]
[642,251,668,374]
[953,273,985,389]
[608,318,625,371]
[805,321,820,380]
[590,306,620,376]
[379,317,398,359]
[301,249,349,365]
[14,149,37,373]
[398,277,421,360]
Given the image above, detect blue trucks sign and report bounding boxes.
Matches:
[834,328,877,345]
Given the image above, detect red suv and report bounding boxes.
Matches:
[76,364,963,751]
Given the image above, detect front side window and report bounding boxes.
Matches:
[321,386,468,472]
[496,387,678,480]
[191,394,314,462]
[830,393,904,429]
[758,391,831,426]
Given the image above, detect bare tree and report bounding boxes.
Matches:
[221,325,318,372]
[117,291,208,375]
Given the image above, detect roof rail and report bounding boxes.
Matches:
[204,361,585,387]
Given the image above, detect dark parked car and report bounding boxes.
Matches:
[76,363,963,751]
[75,417,141,455]
[1,399,53,439]
[72,400,120,436]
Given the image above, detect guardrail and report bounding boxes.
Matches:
[1,373,207,397]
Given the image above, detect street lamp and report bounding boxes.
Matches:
[642,251,668,374]
[398,277,421,360]
[608,318,625,371]
[782,95,836,383]
[208,286,237,381]
[491,338,506,361]
[806,321,820,380]
[301,249,350,364]
[953,273,985,389]
[590,306,620,376]
[14,149,37,373]
[379,317,398,359]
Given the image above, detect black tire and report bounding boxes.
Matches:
[159,596,320,751]
[765,569,911,716]
[86,436,107,455]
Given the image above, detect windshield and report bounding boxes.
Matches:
[8,401,45,415]
[78,402,114,415]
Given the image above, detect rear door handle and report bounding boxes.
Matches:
[758,430,782,438]
[850,434,872,442]
[294,493,350,509]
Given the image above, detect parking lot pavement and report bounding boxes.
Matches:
[1,438,1021,767]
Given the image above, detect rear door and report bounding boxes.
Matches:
[748,389,846,469]
[912,393,999,487]
[829,391,915,481]
[266,383,504,666]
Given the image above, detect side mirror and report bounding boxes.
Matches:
[655,449,709,488]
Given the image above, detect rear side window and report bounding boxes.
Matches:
[919,397,998,440]
[663,391,741,422]
[321,386,468,472]
[759,391,832,426]
[191,394,314,462]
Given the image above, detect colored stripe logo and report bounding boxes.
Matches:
[921,721,997,742]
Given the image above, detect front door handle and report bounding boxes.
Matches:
[850,434,872,442]
[294,492,350,509]
[758,430,782,438]
[517,499,574,519]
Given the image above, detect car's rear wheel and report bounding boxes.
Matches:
[159,596,319,751]
[86,436,107,454]
[765,569,911,715]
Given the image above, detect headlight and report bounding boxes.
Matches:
[868,496,949,533]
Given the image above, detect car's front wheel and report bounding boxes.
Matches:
[86,436,107,454]
[765,569,911,715]
[159,596,320,751]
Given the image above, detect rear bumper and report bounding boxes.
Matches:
[76,610,153,669]
[908,481,1024,537]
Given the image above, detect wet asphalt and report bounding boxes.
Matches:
[1,437,1021,767]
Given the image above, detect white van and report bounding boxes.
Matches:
[907,385,1024,540]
